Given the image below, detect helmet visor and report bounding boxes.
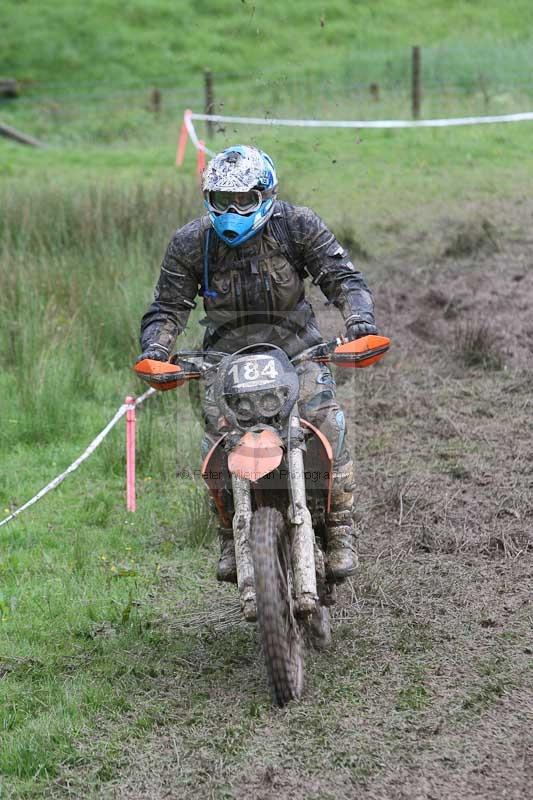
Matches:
[207,189,263,215]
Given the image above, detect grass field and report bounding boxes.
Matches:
[1,1,533,797]
[4,0,533,97]
[4,0,533,190]
[2,194,532,798]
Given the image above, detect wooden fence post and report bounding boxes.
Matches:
[411,45,421,119]
[149,87,162,114]
[0,78,19,98]
[204,69,214,139]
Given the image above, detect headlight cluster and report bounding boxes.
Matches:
[228,388,287,423]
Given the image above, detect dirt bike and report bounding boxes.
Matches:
[135,333,390,706]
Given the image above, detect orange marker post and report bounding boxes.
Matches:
[176,109,193,167]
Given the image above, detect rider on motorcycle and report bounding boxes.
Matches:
[138,145,377,583]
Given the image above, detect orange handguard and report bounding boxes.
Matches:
[330,334,391,368]
[134,358,185,391]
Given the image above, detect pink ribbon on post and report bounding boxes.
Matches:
[125,396,136,512]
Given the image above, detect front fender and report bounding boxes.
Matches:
[227,430,284,482]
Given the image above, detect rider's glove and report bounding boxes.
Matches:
[345,314,378,341]
[135,344,170,363]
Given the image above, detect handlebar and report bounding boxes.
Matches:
[170,338,347,369]
[134,334,391,389]
[290,336,349,365]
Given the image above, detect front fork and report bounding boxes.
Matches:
[231,473,257,622]
[288,415,318,615]
[231,416,319,621]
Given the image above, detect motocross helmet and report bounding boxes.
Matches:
[202,145,278,247]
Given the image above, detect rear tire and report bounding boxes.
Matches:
[252,506,304,706]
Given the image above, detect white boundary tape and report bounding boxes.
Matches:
[190,109,533,130]
[0,387,156,530]
[183,111,215,156]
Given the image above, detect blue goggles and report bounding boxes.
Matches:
[206,189,263,215]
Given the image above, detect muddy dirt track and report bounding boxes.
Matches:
[101,210,532,800]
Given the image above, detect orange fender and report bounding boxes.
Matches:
[201,434,232,527]
[228,430,284,482]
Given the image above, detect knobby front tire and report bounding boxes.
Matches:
[251,506,304,706]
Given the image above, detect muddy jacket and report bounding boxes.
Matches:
[140,200,375,358]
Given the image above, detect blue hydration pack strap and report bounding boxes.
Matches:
[202,228,218,299]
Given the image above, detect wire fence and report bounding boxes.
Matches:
[4,80,533,121]
[6,74,533,105]
[4,40,533,107]
[4,45,533,147]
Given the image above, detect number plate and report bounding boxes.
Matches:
[228,355,280,390]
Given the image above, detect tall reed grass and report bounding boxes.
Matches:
[0,180,202,446]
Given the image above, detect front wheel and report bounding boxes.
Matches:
[251,506,304,706]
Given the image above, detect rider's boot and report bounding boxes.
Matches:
[216,525,237,584]
[326,456,359,581]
